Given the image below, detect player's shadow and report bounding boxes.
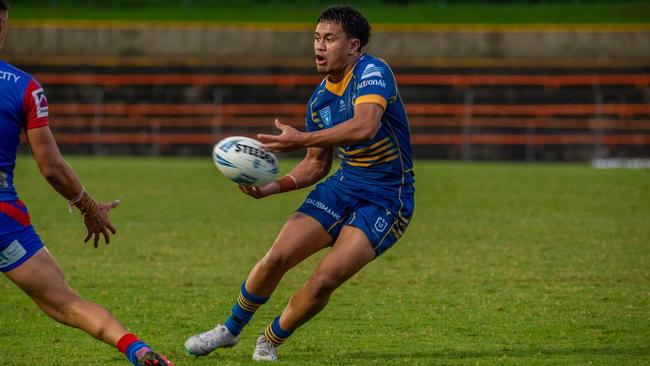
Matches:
[328,346,648,363]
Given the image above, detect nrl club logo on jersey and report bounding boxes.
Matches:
[319,106,332,127]
[374,217,388,233]
[31,88,48,118]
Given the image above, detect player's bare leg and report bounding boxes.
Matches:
[5,247,174,366]
[253,225,375,360]
[247,212,333,297]
[185,212,331,356]
[5,247,127,345]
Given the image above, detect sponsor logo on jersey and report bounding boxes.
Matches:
[31,88,49,118]
[0,71,21,83]
[319,106,332,127]
[305,198,342,220]
[338,99,346,113]
[357,79,387,90]
[0,240,27,269]
[361,64,383,80]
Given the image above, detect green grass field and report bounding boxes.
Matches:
[1,156,649,365]
[10,1,650,24]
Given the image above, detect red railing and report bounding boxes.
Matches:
[32,72,649,149]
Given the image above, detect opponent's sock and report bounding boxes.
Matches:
[117,333,151,366]
[224,281,269,336]
[263,316,294,346]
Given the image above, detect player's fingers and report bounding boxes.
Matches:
[249,186,261,197]
[107,222,117,235]
[84,231,92,243]
[261,142,283,151]
[239,185,261,198]
[274,118,285,129]
[239,185,256,197]
[94,232,100,248]
[256,133,276,142]
[109,199,121,209]
[102,228,110,245]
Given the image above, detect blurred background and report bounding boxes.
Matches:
[4,0,649,162]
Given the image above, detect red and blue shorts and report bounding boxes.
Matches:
[0,200,44,272]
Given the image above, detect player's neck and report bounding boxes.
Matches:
[328,53,361,83]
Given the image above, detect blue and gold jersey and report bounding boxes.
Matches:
[305,53,414,194]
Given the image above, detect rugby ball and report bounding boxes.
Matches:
[212,136,279,186]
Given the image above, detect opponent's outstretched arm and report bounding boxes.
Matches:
[26,126,120,247]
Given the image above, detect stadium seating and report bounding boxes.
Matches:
[21,65,650,160]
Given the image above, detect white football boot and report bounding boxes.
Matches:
[252,335,278,361]
[184,324,240,356]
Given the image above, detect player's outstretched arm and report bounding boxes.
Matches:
[258,103,383,152]
[239,146,333,199]
[26,126,120,247]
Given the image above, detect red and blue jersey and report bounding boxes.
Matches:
[0,60,49,202]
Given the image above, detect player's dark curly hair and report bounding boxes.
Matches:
[0,0,9,12]
[317,5,370,51]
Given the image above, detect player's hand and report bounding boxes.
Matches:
[238,181,280,199]
[83,199,120,248]
[257,119,306,152]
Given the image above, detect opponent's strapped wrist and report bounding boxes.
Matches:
[67,187,86,213]
[72,191,100,217]
[276,174,298,193]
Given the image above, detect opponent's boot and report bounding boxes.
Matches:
[136,349,175,366]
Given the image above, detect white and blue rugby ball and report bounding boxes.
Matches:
[213,136,279,186]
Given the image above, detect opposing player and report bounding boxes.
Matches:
[0,2,173,365]
[186,5,414,361]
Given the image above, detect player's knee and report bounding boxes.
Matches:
[63,299,114,340]
[259,251,291,274]
[306,272,339,300]
[59,297,88,323]
[31,286,79,322]
[39,294,82,326]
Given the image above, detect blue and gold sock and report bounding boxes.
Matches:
[224,281,269,336]
[264,316,294,346]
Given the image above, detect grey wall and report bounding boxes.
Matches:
[4,22,650,63]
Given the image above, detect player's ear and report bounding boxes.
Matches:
[348,37,361,55]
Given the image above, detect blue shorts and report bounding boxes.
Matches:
[297,178,414,257]
[0,200,44,272]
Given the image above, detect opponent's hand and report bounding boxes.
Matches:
[257,119,306,152]
[82,199,120,248]
[238,181,280,199]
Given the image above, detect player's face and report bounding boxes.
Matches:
[314,21,360,80]
[0,12,7,51]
